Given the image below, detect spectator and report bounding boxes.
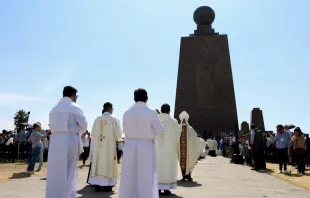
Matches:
[291,127,306,175]
[44,130,51,162]
[26,123,45,174]
[258,131,266,170]
[26,128,33,164]
[81,130,91,166]
[219,137,226,157]
[305,134,310,167]
[243,140,252,166]
[284,125,293,136]
[37,129,50,172]
[274,125,291,174]
[117,140,124,163]
[14,129,27,143]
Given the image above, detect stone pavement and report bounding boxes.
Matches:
[0,157,309,198]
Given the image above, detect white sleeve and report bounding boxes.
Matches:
[113,118,123,140]
[74,108,88,135]
[150,110,164,135]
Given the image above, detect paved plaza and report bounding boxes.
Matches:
[0,157,309,198]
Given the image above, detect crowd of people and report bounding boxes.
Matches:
[220,124,310,175]
[0,127,125,170]
[0,128,50,165]
[2,85,310,198]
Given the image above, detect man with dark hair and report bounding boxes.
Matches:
[160,104,170,114]
[119,88,163,198]
[273,124,291,174]
[134,88,148,102]
[251,125,264,171]
[103,102,113,112]
[63,86,78,100]
[87,102,122,192]
[46,86,88,198]
[157,103,181,195]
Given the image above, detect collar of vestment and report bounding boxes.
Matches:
[159,113,171,122]
[58,97,73,104]
[130,101,147,109]
[103,112,110,115]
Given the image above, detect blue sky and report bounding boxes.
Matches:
[0,0,309,133]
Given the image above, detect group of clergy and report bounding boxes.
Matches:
[45,86,205,198]
[87,102,205,196]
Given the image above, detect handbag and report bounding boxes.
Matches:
[295,147,305,155]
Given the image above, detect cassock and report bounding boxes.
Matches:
[156,113,181,191]
[198,137,206,159]
[177,111,198,181]
[46,97,87,198]
[119,102,163,198]
[207,139,218,157]
[86,112,122,189]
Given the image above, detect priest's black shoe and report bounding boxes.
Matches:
[102,186,113,192]
[163,190,172,195]
[95,186,103,192]
[186,174,193,181]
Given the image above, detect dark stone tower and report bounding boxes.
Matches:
[250,108,265,131]
[174,6,238,137]
[240,121,250,133]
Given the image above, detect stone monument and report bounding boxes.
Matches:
[174,6,238,137]
[250,108,265,131]
[240,121,250,133]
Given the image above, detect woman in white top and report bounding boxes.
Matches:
[81,131,91,166]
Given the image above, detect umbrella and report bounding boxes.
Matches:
[288,124,296,129]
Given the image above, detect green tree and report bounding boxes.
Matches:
[13,110,30,130]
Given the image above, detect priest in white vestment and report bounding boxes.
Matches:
[119,88,164,198]
[198,137,206,159]
[87,102,122,192]
[46,86,88,198]
[177,111,198,181]
[208,137,218,157]
[156,104,181,196]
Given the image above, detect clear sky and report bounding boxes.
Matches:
[0,0,309,133]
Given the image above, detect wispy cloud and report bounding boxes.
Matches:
[37,61,81,96]
[0,92,51,105]
[0,118,14,130]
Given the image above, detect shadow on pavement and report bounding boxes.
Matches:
[9,172,31,179]
[289,172,310,177]
[263,168,274,174]
[160,193,184,198]
[177,180,202,188]
[77,185,115,198]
